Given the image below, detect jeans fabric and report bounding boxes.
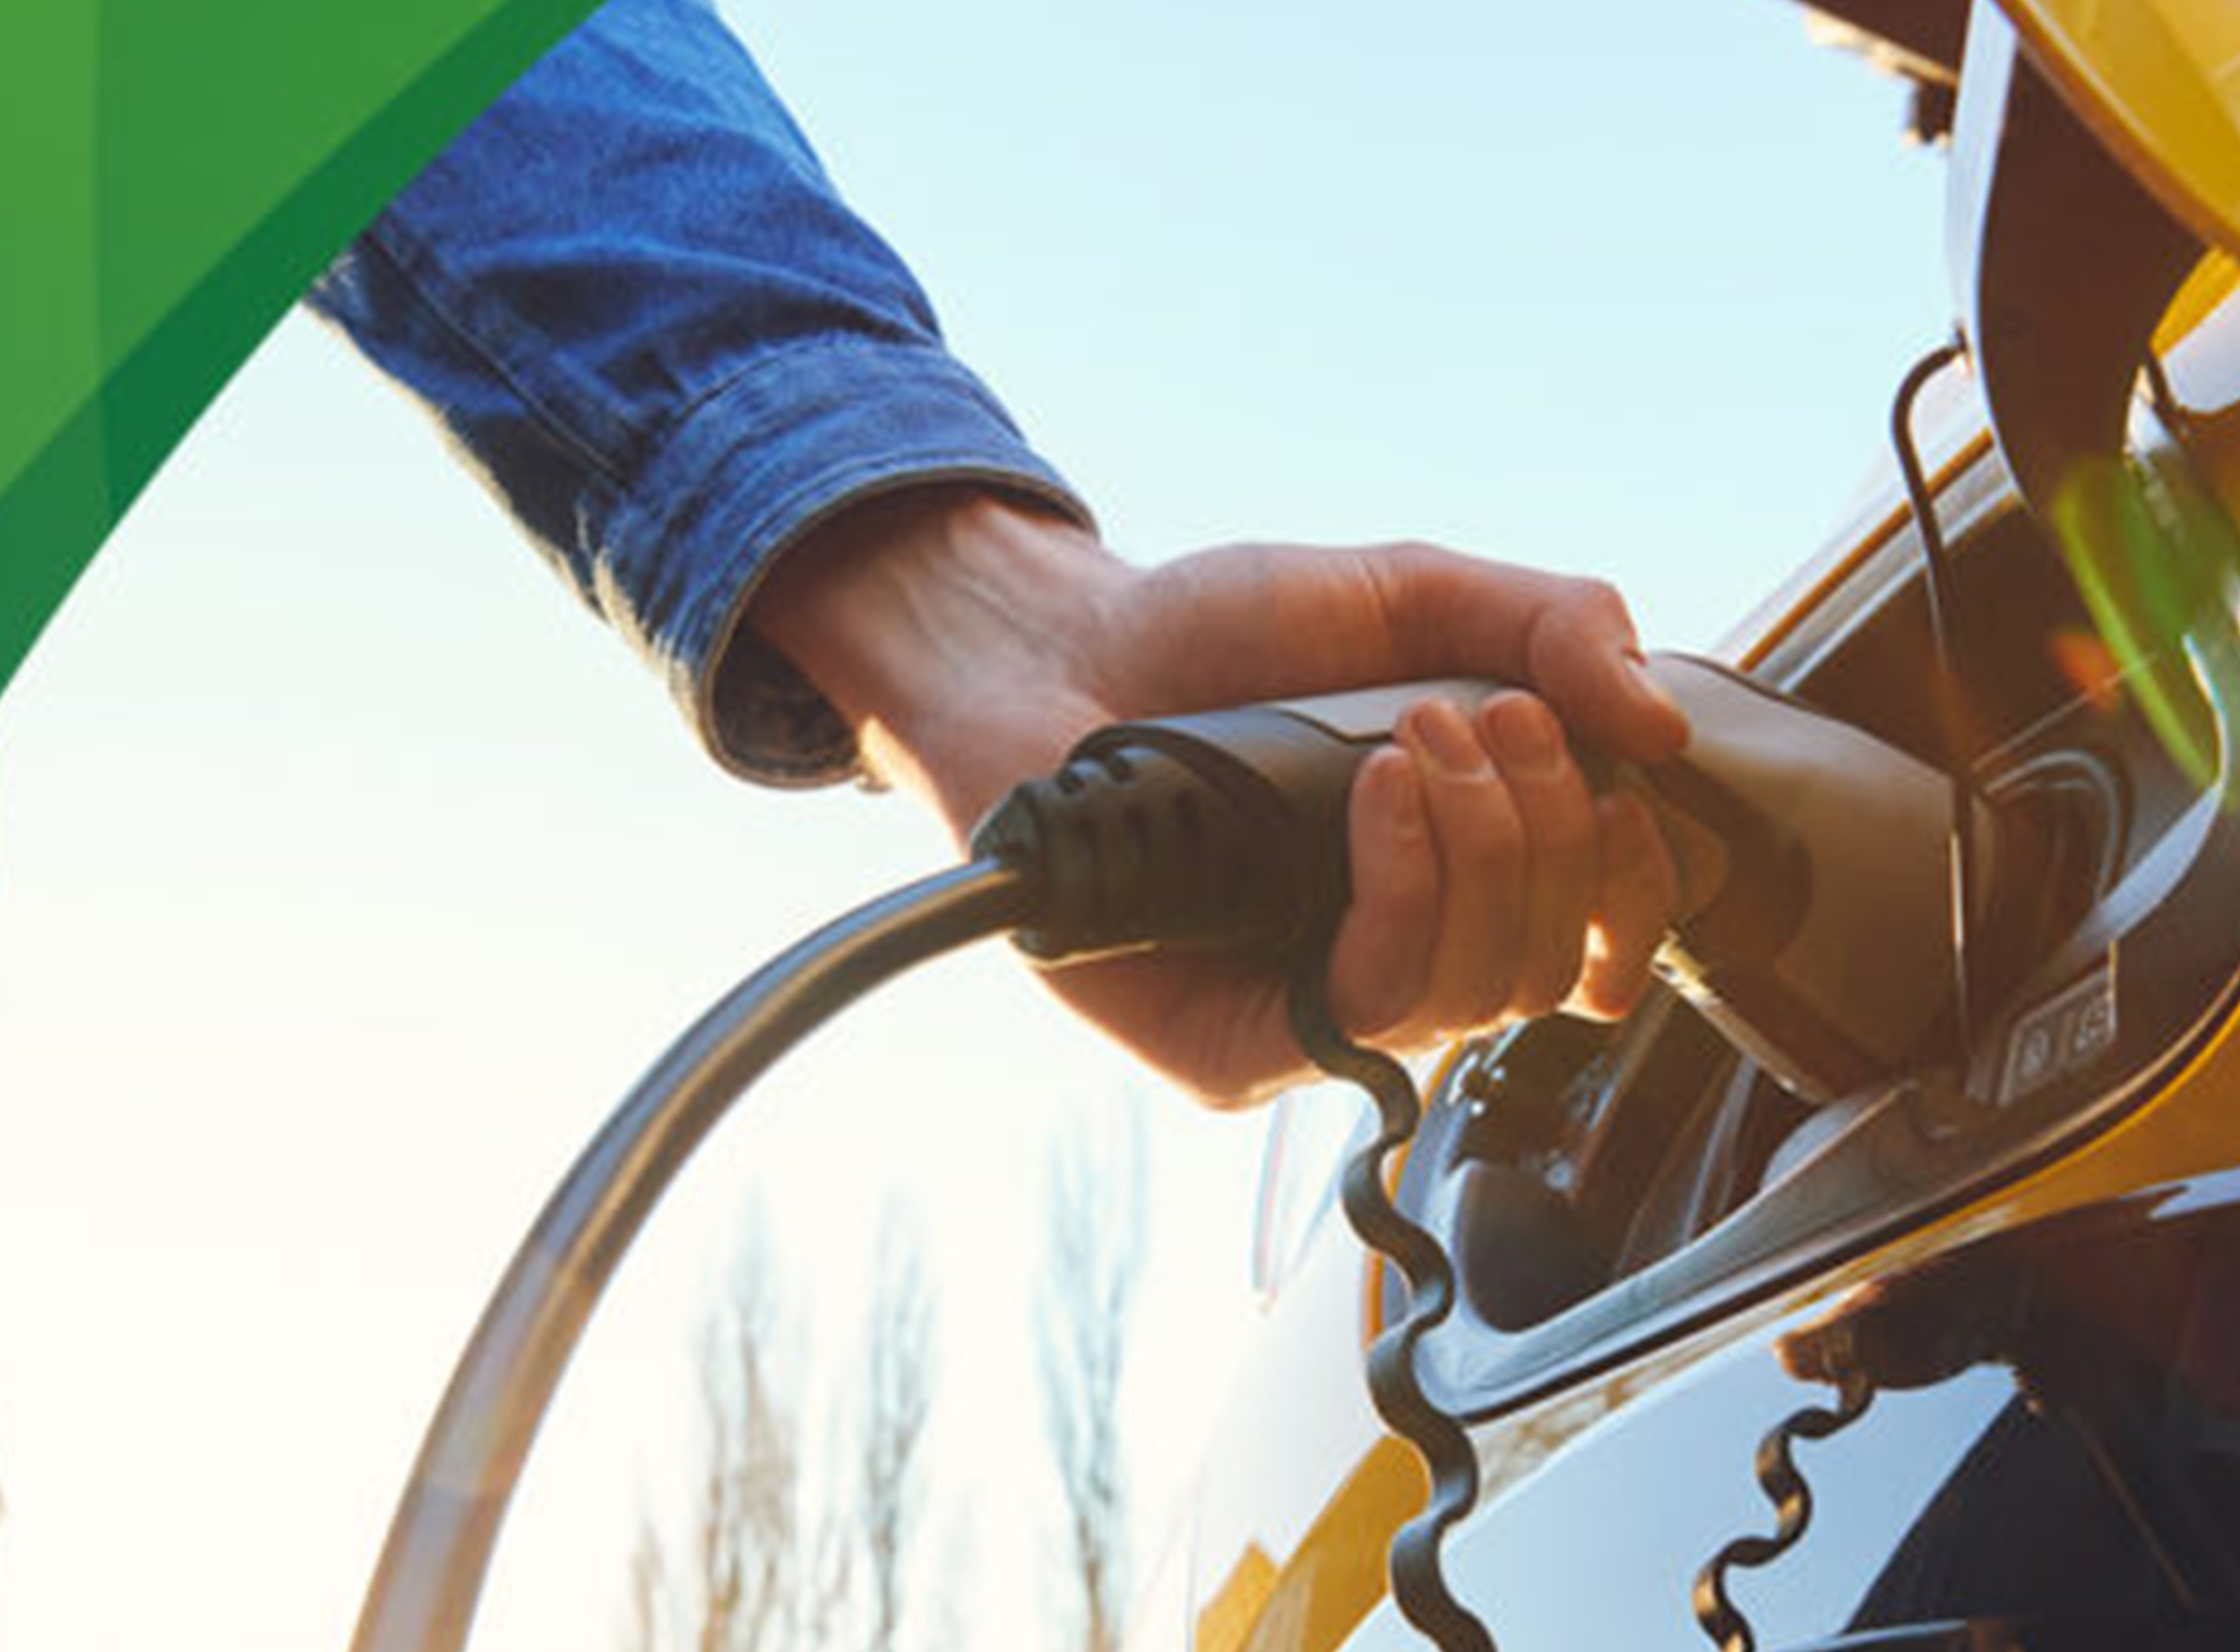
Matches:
[306,0,1086,785]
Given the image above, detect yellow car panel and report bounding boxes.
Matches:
[2001,0,2240,259]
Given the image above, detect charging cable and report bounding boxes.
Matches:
[351,682,1500,1652]
[350,861,1030,1652]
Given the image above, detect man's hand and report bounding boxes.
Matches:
[755,486,1687,1106]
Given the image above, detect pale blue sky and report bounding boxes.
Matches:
[0,6,1949,1650]
[739,0,1948,608]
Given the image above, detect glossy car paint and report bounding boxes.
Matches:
[1997,0,2240,257]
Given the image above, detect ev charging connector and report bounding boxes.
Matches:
[970,655,1985,1102]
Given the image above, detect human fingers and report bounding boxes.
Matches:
[1569,788,1682,1020]
[1327,746,1438,1037]
[1478,693,1599,1017]
[1392,696,1528,1037]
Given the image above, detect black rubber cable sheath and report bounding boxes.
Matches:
[1690,1372,1873,1652]
[350,858,1032,1652]
[1289,967,1498,1652]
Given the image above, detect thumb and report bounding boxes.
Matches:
[1336,542,1690,763]
[1514,579,1690,765]
[1113,539,1689,761]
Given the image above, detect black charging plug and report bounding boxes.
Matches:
[969,679,1496,963]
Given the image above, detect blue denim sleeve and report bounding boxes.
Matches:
[306,0,1090,787]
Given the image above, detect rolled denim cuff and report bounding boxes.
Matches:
[610,332,1091,786]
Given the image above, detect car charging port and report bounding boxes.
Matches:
[1972,750,2125,1016]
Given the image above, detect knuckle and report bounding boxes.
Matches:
[1524,577,1633,689]
[1535,930,1590,996]
[1581,969,1645,1021]
[1443,974,1519,1039]
[1533,801,1597,857]
[1448,785,1525,871]
[1514,815,1596,892]
[1508,984,1564,1024]
[1569,575,1628,623]
[1515,970,1582,1024]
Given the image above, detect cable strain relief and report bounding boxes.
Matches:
[969,736,1320,962]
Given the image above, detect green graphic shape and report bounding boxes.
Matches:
[0,0,599,698]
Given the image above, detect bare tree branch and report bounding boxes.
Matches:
[622,1200,945,1652]
[855,1208,936,1652]
[624,1216,833,1652]
[625,1515,667,1652]
[702,1237,806,1652]
[1038,1099,1147,1652]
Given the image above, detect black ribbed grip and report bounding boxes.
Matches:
[970,700,1418,962]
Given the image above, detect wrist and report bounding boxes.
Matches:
[754,485,1132,833]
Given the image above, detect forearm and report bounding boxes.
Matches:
[305,0,1090,784]
[753,487,1131,832]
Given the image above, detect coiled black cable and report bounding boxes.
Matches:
[1290,968,1498,1652]
[1690,1372,1874,1652]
